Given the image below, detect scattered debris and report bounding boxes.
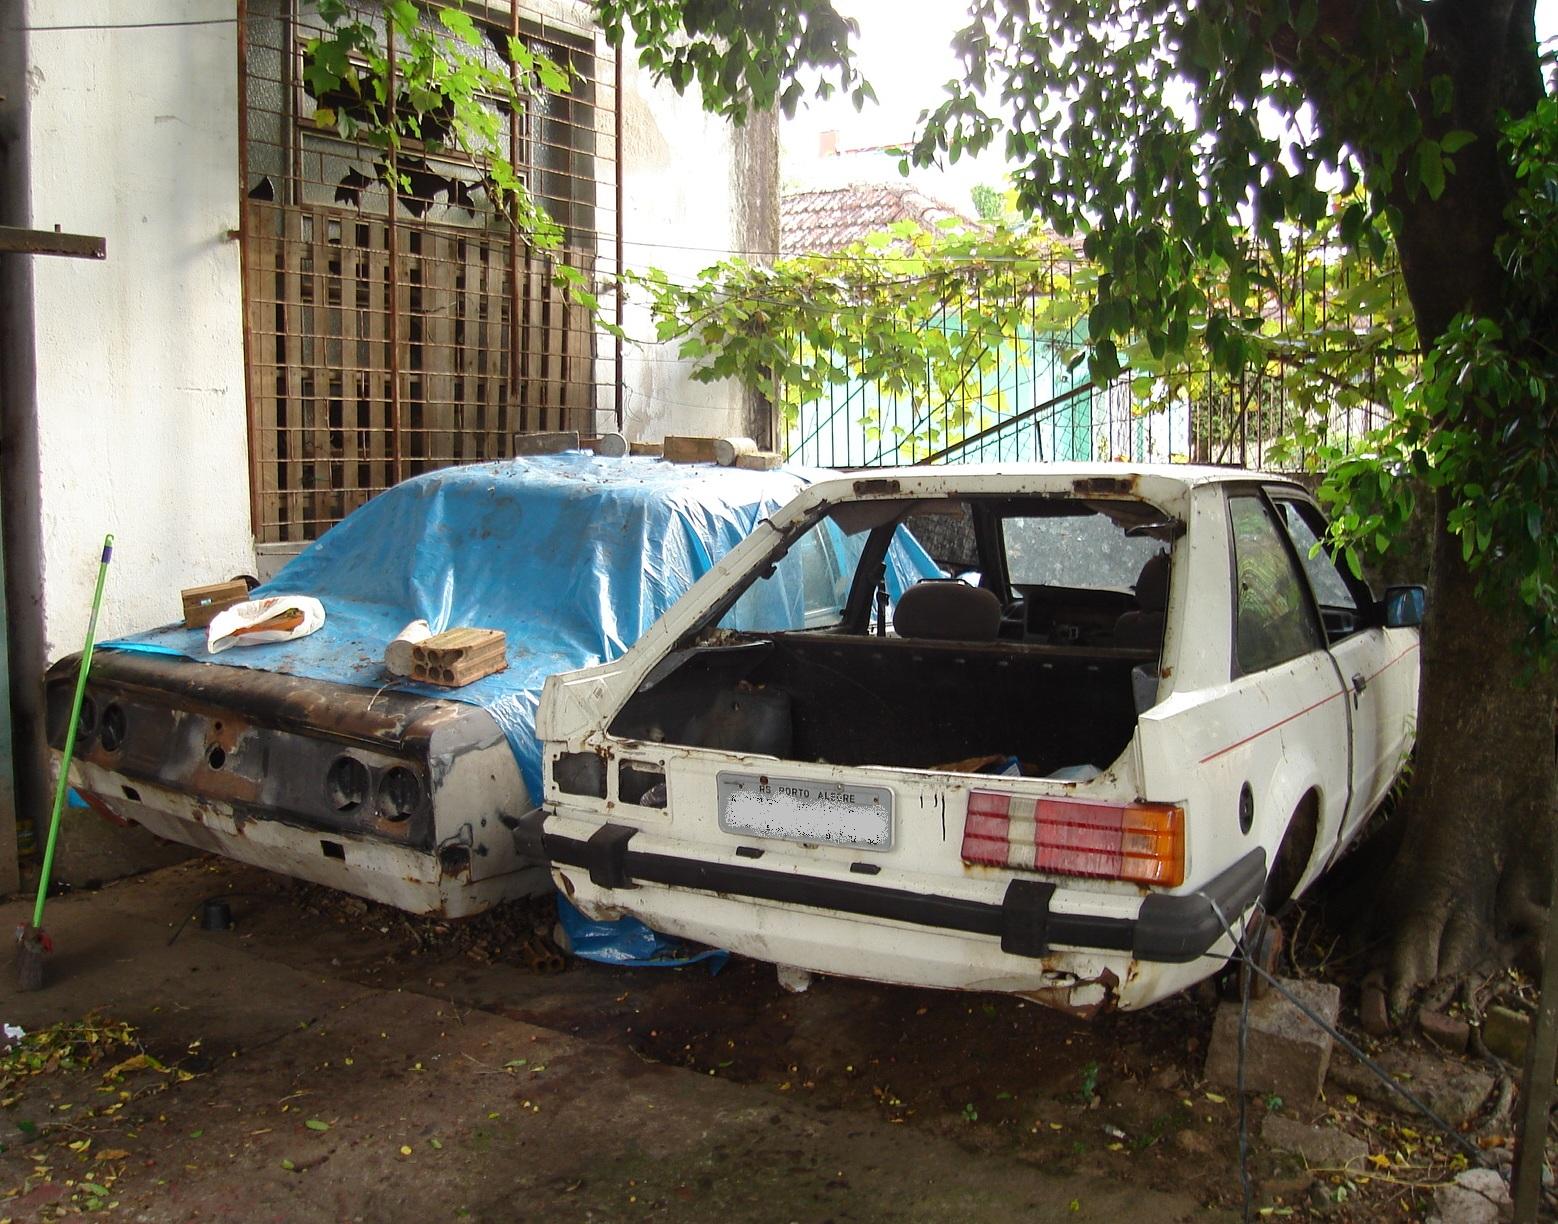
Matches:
[288,880,564,970]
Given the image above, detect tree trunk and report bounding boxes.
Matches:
[1379,488,1558,1008]
[1342,5,1553,1004]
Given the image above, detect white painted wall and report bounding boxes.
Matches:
[24,0,254,658]
[610,54,757,444]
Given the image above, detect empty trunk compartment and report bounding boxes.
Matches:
[611,633,1154,775]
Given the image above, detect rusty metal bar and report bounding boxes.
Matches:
[386,15,403,485]
[508,2,523,438]
[0,226,105,260]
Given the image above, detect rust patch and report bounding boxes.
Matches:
[1018,966,1120,1019]
[79,791,131,828]
[851,478,901,496]
[1073,475,1137,497]
[206,717,245,753]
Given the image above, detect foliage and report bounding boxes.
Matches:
[594,0,872,123]
[908,1,1459,387]
[306,0,571,249]
[628,220,1091,458]
[0,1016,137,1105]
[312,0,1551,654]
[635,202,1413,464]
[969,183,1005,223]
[1321,98,1558,655]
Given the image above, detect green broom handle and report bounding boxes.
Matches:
[33,534,114,930]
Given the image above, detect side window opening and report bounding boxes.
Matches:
[1273,500,1370,641]
[1228,495,1324,675]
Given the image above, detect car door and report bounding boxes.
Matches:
[1269,495,1393,844]
[1217,492,1353,905]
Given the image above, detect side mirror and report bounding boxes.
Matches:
[1382,585,1426,628]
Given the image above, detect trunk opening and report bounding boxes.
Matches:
[610,632,1155,777]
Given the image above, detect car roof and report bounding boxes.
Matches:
[798,462,1308,503]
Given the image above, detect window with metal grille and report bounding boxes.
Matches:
[240,0,618,542]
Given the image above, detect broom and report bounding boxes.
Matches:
[15,534,113,991]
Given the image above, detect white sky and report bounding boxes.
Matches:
[781,0,1558,214]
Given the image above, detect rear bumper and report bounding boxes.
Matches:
[518,809,1265,1005]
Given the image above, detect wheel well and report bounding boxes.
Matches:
[1263,789,1320,914]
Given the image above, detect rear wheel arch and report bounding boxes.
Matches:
[1263,788,1321,914]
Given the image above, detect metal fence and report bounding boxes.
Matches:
[240,0,620,542]
[775,237,1412,472]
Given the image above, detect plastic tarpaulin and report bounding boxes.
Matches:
[108,453,935,799]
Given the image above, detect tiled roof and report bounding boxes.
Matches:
[780,183,978,256]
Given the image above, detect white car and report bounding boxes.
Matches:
[520,465,1423,1013]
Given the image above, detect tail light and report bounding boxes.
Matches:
[961,790,1185,887]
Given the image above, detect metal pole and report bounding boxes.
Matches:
[386,18,403,485]
[235,0,263,538]
[32,536,113,931]
[613,49,624,433]
[1512,849,1558,1220]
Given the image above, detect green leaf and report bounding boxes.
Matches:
[1417,140,1446,199]
[536,58,570,94]
[437,8,480,45]
[305,1119,330,1132]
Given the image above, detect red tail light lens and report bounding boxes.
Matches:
[962,791,1185,886]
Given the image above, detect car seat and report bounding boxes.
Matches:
[893,579,1003,642]
[1113,552,1170,649]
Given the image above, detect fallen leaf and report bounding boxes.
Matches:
[95,1150,130,1162]
[1204,1092,1227,1104]
[305,1120,329,1132]
[399,1145,412,1157]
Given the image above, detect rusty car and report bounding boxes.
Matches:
[521,465,1425,1012]
[46,453,933,917]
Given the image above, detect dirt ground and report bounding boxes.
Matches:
[0,857,1517,1222]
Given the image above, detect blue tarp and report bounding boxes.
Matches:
[107,453,934,800]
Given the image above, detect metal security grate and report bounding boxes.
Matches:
[239,0,619,542]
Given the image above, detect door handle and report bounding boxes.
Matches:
[1351,673,1367,707]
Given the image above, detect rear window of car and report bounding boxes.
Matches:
[1002,511,1163,591]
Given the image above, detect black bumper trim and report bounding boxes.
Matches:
[517,809,1265,965]
[1133,846,1268,963]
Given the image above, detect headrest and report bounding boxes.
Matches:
[894,580,1002,642]
[1134,552,1171,611]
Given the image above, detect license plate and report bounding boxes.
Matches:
[716,771,894,851]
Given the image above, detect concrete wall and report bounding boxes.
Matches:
[613,54,779,445]
[23,0,256,659]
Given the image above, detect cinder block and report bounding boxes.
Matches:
[1204,977,1340,1107]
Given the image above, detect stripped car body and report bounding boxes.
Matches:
[524,465,1424,1011]
[47,653,529,915]
[46,454,906,917]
